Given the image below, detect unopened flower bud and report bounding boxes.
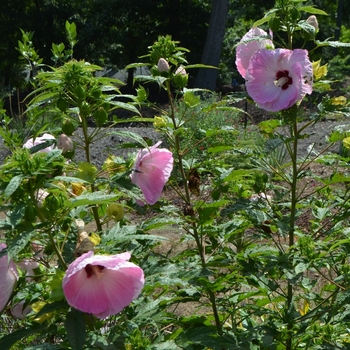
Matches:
[157,58,170,72]
[173,66,189,88]
[175,66,187,76]
[106,203,124,221]
[306,15,318,31]
[57,134,74,154]
[153,116,167,129]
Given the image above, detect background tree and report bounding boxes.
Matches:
[194,0,230,90]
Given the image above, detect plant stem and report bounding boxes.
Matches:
[30,186,67,270]
[166,81,222,333]
[286,115,298,350]
[80,113,103,233]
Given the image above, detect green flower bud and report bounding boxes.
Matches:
[106,203,124,221]
[74,85,86,100]
[57,97,67,112]
[290,8,300,22]
[62,118,75,136]
[94,106,108,126]
[80,101,91,117]
[173,66,188,88]
[268,16,280,32]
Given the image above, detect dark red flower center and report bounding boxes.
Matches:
[85,264,105,278]
[275,70,293,90]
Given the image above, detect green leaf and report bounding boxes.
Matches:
[109,130,150,148]
[24,344,63,350]
[184,64,218,70]
[207,145,234,153]
[4,175,23,198]
[150,341,182,350]
[7,229,36,259]
[65,192,118,208]
[35,300,67,318]
[184,90,200,107]
[0,324,45,350]
[29,140,56,154]
[65,308,86,350]
[108,100,141,116]
[103,224,168,244]
[125,62,151,69]
[253,16,271,27]
[315,40,350,48]
[54,176,89,184]
[299,6,328,15]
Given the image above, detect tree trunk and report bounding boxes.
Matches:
[194,0,229,90]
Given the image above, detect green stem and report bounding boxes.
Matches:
[286,116,298,350]
[165,80,221,334]
[30,185,67,270]
[80,113,103,233]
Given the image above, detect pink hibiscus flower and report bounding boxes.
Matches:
[131,141,173,205]
[245,48,313,112]
[0,243,19,312]
[23,133,56,153]
[236,27,274,78]
[62,251,144,319]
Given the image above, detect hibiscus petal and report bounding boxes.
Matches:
[131,142,173,205]
[0,244,18,312]
[245,48,313,112]
[62,252,144,319]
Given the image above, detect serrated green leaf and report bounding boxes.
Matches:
[7,229,36,258]
[108,100,141,116]
[65,192,118,208]
[316,40,350,48]
[0,324,45,350]
[5,175,23,198]
[24,344,63,350]
[109,130,150,148]
[150,341,181,350]
[54,176,89,184]
[65,308,86,350]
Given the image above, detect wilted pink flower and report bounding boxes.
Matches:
[306,15,318,31]
[11,300,31,319]
[0,243,19,312]
[23,133,56,153]
[18,259,40,281]
[245,48,313,112]
[157,58,170,72]
[62,251,144,319]
[236,27,274,78]
[131,141,173,205]
[57,134,74,153]
[35,189,49,207]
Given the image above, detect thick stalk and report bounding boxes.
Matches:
[165,81,221,334]
[286,117,298,350]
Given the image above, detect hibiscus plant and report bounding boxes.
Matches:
[1,1,350,349]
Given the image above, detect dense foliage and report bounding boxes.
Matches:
[1,0,350,349]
